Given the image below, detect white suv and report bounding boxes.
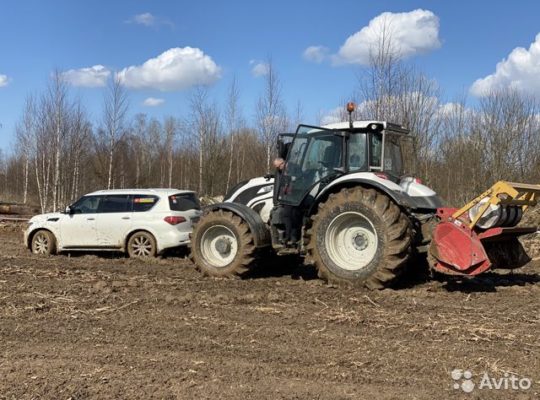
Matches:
[24,189,202,257]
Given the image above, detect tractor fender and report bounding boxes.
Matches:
[204,202,271,248]
[224,176,274,203]
[312,173,415,213]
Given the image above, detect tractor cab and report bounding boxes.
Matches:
[276,116,414,208]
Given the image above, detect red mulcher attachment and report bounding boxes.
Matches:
[428,181,540,276]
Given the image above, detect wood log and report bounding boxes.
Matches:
[0,203,39,215]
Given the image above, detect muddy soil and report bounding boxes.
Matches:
[1,222,539,399]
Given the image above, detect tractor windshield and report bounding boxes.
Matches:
[278,126,344,206]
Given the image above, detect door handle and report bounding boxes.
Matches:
[122,216,131,220]
[87,218,95,221]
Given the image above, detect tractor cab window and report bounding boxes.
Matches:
[399,135,416,176]
[384,134,404,178]
[306,136,341,170]
[370,133,382,169]
[348,133,368,171]
[279,127,343,206]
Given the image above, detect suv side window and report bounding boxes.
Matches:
[71,196,102,214]
[99,195,132,213]
[132,195,159,212]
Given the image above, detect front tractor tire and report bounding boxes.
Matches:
[306,187,411,289]
[190,210,256,278]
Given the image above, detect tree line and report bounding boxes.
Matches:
[1,51,539,212]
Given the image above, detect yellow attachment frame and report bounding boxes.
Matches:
[452,181,540,229]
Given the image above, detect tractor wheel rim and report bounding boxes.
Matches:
[325,211,378,271]
[34,234,49,254]
[200,225,238,267]
[131,236,152,257]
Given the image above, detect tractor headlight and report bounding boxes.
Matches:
[368,123,383,131]
[468,198,502,230]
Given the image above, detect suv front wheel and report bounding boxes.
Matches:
[31,230,57,255]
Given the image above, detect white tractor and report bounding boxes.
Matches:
[190,103,539,288]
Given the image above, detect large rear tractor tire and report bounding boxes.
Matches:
[190,210,256,278]
[305,187,411,289]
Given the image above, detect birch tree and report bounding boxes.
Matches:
[256,60,287,172]
[47,71,70,211]
[189,87,209,194]
[102,75,128,189]
[225,77,243,193]
[15,96,36,204]
[164,117,177,188]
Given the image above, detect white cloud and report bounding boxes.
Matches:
[437,102,465,117]
[133,12,155,26]
[62,65,110,87]
[334,9,441,65]
[127,12,173,28]
[250,60,270,77]
[471,33,540,97]
[117,47,222,91]
[0,74,9,87]
[303,46,329,63]
[143,97,165,107]
[320,107,345,125]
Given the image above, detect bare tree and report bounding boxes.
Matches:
[102,75,129,189]
[356,19,443,181]
[15,96,37,204]
[67,101,92,200]
[48,71,70,211]
[291,100,304,130]
[225,77,243,193]
[164,117,178,188]
[189,87,209,194]
[130,113,148,188]
[256,60,287,171]
[475,88,539,182]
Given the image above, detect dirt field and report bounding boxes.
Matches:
[1,222,539,399]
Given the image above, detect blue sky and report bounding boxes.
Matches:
[1,0,540,152]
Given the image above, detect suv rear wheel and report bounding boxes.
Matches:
[127,231,157,258]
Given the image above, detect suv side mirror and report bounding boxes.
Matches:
[65,205,74,214]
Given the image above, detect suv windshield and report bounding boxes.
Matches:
[278,126,343,206]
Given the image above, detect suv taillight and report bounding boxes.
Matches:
[164,216,186,225]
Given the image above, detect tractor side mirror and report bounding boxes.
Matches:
[277,140,291,160]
